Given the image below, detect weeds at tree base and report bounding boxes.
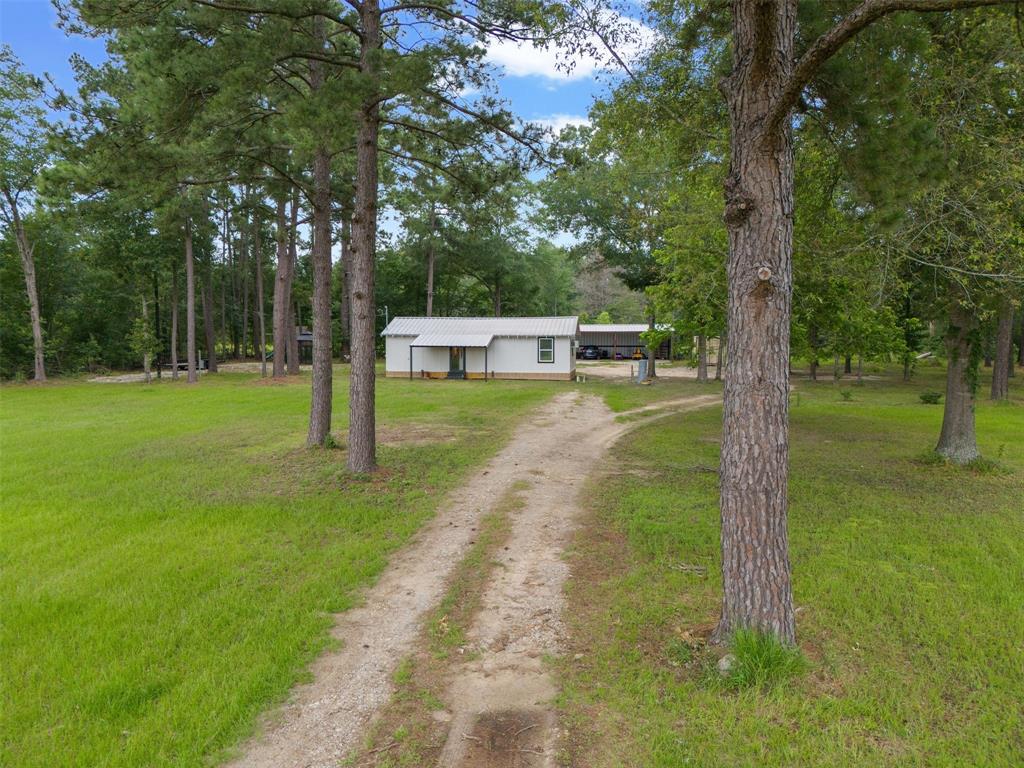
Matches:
[915,451,1009,476]
[712,630,807,691]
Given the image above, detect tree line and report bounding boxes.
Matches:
[2,0,1022,647]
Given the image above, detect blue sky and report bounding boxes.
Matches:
[0,0,626,132]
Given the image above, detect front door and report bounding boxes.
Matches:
[448,347,465,379]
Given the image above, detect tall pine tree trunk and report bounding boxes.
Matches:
[4,193,46,381]
[287,191,300,375]
[936,304,980,463]
[253,222,267,377]
[307,16,335,447]
[171,266,179,380]
[272,196,293,378]
[339,214,352,362]
[346,0,381,470]
[240,213,249,360]
[696,333,708,383]
[1018,310,1024,368]
[714,0,797,646]
[185,217,198,384]
[141,295,152,384]
[426,203,436,317]
[202,253,217,373]
[990,299,1012,400]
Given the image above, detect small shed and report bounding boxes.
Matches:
[578,324,672,360]
[383,316,579,381]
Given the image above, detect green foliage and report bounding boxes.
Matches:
[126,311,159,367]
[919,390,942,405]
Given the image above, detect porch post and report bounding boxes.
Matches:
[485,346,488,381]
[409,345,413,380]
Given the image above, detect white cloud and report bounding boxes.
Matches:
[533,113,592,133]
[483,13,656,84]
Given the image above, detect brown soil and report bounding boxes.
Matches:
[223,391,719,768]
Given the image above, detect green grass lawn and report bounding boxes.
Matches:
[559,365,1024,767]
[0,369,558,768]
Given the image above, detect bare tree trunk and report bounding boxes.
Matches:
[833,353,841,380]
[287,191,300,375]
[272,196,293,378]
[307,146,333,444]
[713,0,797,646]
[346,0,382,470]
[426,203,436,317]
[240,212,249,360]
[185,217,198,384]
[936,304,980,463]
[990,300,1012,400]
[4,192,46,381]
[253,222,267,377]
[856,355,863,384]
[202,253,218,373]
[696,333,708,383]
[844,354,852,375]
[141,295,152,384]
[171,266,179,380]
[339,214,352,362]
[494,280,502,317]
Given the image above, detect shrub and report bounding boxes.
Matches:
[717,629,806,690]
[919,391,942,405]
[839,389,853,401]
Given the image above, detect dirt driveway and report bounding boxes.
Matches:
[578,361,703,379]
[225,390,719,768]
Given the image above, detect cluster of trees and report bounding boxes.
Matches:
[1,0,568,472]
[549,0,1022,643]
[3,0,1022,647]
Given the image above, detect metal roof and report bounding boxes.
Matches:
[410,333,494,348]
[579,324,650,334]
[383,316,579,337]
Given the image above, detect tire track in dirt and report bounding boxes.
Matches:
[225,391,718,768]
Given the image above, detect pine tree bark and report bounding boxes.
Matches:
[202,253,218,373]
[272,196,293,378]
[185,216,198,384]
[844,354,852,374]
[696,333,709,383]
[990,299,1012,400]
[936,304,980,462]
[346,0,382,470]
[3,191,46,381]
[171,266,179,380]
[714,0,797,646]
[253,221,267,378]
[426,203,436,317]
[339,215,352,362]
[307,16,335,448]
[287,191,300,375]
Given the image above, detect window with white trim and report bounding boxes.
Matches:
[538,336,554,363]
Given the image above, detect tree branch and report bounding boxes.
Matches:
[764,0,1016,138]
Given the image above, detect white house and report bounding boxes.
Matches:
[382,316,579,381]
